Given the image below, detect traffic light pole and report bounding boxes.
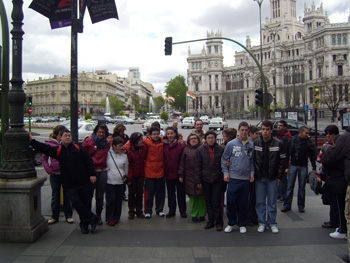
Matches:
[168,37,269,120]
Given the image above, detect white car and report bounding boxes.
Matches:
[62,120,96,142]
[181,117,195,129]
[141,119,168,135]
[114,116,135,124]
[200,116,210,125]
[208,118,228,130]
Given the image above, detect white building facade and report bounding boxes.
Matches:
[187,1,350,119]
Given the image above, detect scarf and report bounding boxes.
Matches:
[206,144,215,164]
[277,129,292,140]
[93,133,107,149]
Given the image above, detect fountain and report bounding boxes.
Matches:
[149,97,154,113]
[104,96,111,116]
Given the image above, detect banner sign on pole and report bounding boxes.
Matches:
[88,0,119,24]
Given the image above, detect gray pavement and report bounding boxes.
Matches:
[0,164,348,263]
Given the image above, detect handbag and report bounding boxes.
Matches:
[109,151,128,184]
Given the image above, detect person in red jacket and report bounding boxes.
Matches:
[127,132,148,219]
[42,125,73,224]
[163,127,187,218]
[143,126,165,218]
[82,124,111,225]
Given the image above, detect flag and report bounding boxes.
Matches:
[165,96,169,102]
[186,91,196,101]
[89,97,92,104]
[168,96,175,103]
[83,97,87,102]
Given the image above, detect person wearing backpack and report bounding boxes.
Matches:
[29,128,98,234]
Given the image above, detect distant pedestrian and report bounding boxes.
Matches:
[105,137,129,226]
[83,124,111,225]
[195,130,225,231]
[193,119,206,143]
[113,123,130,144]
[30,128,98,234]
[179,133,206,222]
[248,126,260,142]
[254,120,286,234]
[282,126,316,213]
[42,125,73,225]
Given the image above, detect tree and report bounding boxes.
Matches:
[160,111,169,121]
[322,84,343,119]
[153,96,165,111]
[220,96,229,119]
[85,113,92,120]
[165,75,187,111]
[101,96,124,115]
[183,112,190,117]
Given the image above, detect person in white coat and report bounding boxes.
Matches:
[105,136,129,226]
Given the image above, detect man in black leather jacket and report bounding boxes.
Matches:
[254,120,286,234]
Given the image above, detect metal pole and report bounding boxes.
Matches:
[70,0,78,143]
[0,0,9,162]
[0,0,36,179]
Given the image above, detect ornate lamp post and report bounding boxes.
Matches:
[0,0,48,242]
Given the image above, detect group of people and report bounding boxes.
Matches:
[29,118,349,250]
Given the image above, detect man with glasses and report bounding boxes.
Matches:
[221,122,254,234]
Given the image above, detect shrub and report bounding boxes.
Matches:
[160,111,169,121]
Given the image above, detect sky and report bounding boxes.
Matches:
[2,0,349,93]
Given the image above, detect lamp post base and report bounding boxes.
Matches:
[0,175,48,243]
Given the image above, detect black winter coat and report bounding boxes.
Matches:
[30,139,96,188]
[195,143,224,184]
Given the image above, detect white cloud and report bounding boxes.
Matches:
[2,0,348,92]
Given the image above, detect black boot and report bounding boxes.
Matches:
[96,207,103,225]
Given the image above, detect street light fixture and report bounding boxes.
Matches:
[264,24,286,114]
[253,0,267,119]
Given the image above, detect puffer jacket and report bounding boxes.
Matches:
[322,127,350,184]
[82,135,111,170]
[143,136,164,179]
[195,143,224,184]
[163,139,186,180]
[179,145,202,196]
[127,143,148,182]
[322,134,348,192]
[254,137,286,180]
[42,139,60,174]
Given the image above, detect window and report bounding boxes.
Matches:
[61,85,65,91]
[338,34,341,44]
[345,84,349,102]
[215,83,218,90]
[344,34,347,44]
[338,65,343,76]
[214,46,218,53]
[195,83,199,92]
[309,70,313,80]
[209,96,212,108]
[62,95,66,103]
[215,96,219,108]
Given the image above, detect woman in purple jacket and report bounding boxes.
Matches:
[163,127,186,218]
[42,125,73,224]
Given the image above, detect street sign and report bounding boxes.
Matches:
[303,105,309,113]
[28,107,33,114]
[78,110,81,116]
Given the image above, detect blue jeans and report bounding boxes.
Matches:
[226,178,250,227]
[284,165,308,209]
[255,179,278,227]
[50,174,72,220]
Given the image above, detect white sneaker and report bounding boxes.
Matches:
[224,225,234,233]
[144,213,151,219]
[66,218,74,224]
[158,212,165,217]
[257,225,265,233]
[270,226,279,234]
[239,226,247,234]
[329,229,347,239]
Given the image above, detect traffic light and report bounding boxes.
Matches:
[255,88,263,107]
[314,85,320,108]
[28,96,32,106]
[164,37,172,56]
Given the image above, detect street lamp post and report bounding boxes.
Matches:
[264,24,285,115]
[253,0,268,119]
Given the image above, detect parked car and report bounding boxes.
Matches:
[181,117,196,129]
[92,116,114,124]
[208,118,228,130]
[255,119,323,137]
[114,116,135,124]
[200,115,210,125]
[61,121,96,142]
[141,119,168,135]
